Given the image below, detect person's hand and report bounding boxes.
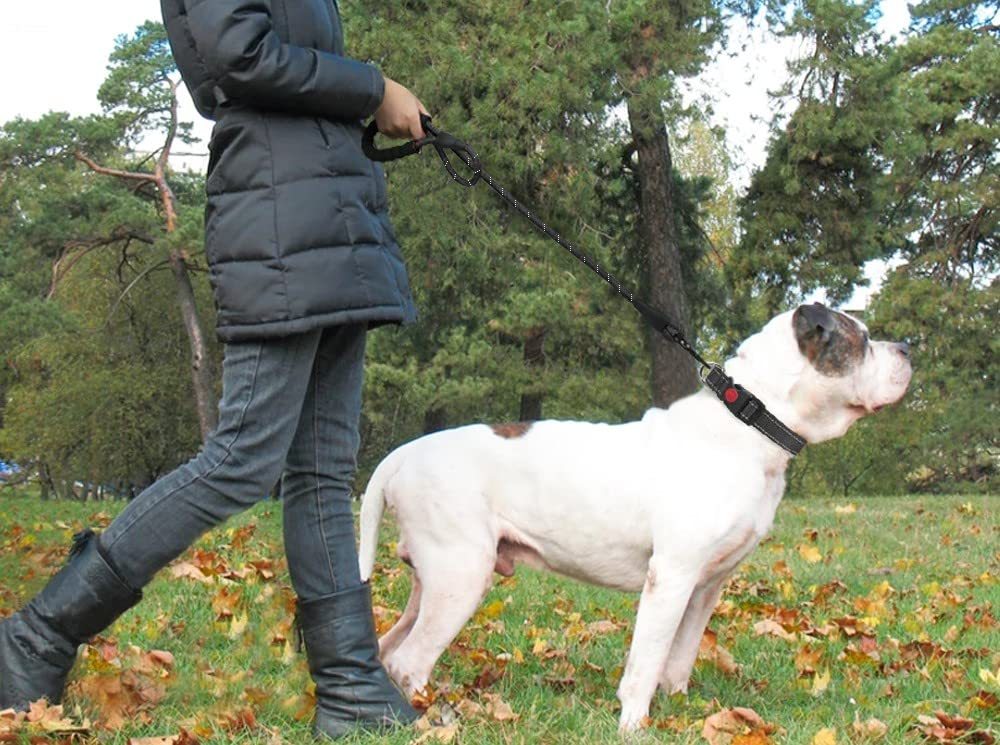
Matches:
[374,76,430,141]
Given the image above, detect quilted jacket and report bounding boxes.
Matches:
[160,0,418,341]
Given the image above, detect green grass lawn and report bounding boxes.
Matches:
[1,493,997,744]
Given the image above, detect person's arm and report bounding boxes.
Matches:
[185,0,384,121]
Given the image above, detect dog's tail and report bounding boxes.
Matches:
[358,443,408,582]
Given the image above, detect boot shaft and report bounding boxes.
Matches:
[0,528,143,712]
[31,530,143,644]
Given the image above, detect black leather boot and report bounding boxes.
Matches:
[295,582,419,740]
[0,529,143,711]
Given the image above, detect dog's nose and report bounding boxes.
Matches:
[895,342,910,359]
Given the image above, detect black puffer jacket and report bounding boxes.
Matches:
[160,0,418,342]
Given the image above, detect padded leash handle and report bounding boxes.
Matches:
[362,114,482,187]
[362,113,435,162]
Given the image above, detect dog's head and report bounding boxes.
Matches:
[726,302,912,444]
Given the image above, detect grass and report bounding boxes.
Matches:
[1,492,997,743]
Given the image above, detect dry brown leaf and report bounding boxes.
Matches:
[795,645,824,676]
[698,629,741,675]
[852,717,888,739]
[702,706,777,745]
[914,710,995,744]
[170,562,213,584]
[19,700,90,734]
[587,619,620,635]
[74,668,165,730]
[753,619,797,642]
[412,722,459,744]
[481,692,518,722]
[454,698,485,719]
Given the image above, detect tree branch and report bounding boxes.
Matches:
[74,151,157,183]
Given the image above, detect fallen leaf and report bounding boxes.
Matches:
[699,629,741,675]
[702,707,777,745]
[852,717,888,739]
[754,619,797,642]
[412,723,459,743]
[228,613,249,639]
[587,619,620,635]
[811,669,831,696]
[481,692,518,722]
[812,726,837,744]
[170,562,213,584]
[480,600,505,619]
[798,544,823,564]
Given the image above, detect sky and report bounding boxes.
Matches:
[1,0,912,308]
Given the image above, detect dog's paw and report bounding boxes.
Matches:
[661,680,688,696]
[617,707,650,734]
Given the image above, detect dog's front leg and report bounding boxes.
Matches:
[659,575,728,695]
[617,556,697,733]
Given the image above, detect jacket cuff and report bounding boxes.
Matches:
[362,65,386,120]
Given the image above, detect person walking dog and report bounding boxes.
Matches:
[0,0,428,738]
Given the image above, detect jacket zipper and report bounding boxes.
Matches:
[315,118,331,148]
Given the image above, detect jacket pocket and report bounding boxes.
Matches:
[314,118,332,148]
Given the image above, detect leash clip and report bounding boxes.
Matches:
[698,362,721,384]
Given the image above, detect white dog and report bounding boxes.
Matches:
[358,303,912,731]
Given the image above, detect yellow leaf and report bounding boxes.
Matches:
[811,727,837,745]
[811,669,831,696]
[980,666,1000,689]
[228,613,249,639]
[481,599,505,619]
[798,544,823,564]
[834,503,857,514]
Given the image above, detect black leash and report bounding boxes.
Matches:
[363,115,806,456]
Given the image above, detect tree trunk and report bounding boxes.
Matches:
[626,100,699,408]
[72,79,219,443]
[39,463,52,500]
[519,326,546,421]
[423,406,447,434]
[167,250,218,440]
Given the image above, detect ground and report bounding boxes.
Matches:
[0,493,997,744]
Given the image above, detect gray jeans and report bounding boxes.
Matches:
[99,323,367,600]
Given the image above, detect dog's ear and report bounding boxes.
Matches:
[793,302,836,360]
[796,302,835,336]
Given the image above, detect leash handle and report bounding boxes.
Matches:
[362,113,436,162]
[362,114,482,187]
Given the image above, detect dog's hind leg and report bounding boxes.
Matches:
[382,548,495,697]
[379,573,421,660]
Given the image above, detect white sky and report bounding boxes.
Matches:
[1,0,911,307]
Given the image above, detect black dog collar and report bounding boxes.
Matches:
[703,365,807,456]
